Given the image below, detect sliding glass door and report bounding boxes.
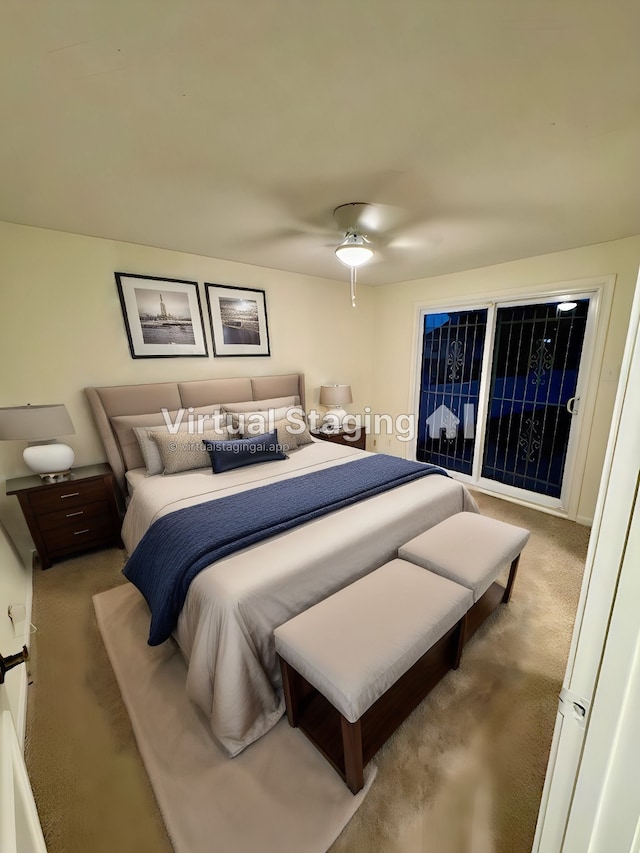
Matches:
[416,309,487,475]
[481,300,589,497]
[416,295,593,507]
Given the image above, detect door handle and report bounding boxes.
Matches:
[0,645,28,684]
[566,396,580,415]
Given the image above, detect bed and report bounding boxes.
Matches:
[86,373,478,756]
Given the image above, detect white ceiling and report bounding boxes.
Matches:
[1,1,639,285]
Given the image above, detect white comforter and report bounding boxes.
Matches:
[122,443,478,756]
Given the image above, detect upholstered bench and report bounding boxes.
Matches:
[274,559,473,793]
[399,511,530,641]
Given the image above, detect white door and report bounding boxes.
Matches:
[0,666,47,853]
[562,491,640,850]
[533,268,640,851]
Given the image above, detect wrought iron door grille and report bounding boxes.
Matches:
[481,300,589,497]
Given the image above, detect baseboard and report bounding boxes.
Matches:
[2,544,35,751]
[19,553,34,750]
[15,667,28,748]
[575,515,593,527]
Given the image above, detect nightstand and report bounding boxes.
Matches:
[6,463,123,569]
[311,428,367,450]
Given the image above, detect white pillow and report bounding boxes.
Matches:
[112,406,221,472]
[221,395,299,414]
[112,411,179,471]
[226,406,291,437]
[235,405,312,449]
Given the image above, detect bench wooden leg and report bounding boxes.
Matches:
[453,612,466,670]
[502,554,521,603]
[279,657,300,727]
[341,716,364,794]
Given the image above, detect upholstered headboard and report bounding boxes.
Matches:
[85,373,305,493]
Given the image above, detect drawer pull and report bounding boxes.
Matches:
[60,492,80,499]
[66,510,84,518]
[74,529,90,536]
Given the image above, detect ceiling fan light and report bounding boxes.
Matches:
[335,245,374,267]
[335,233,374,267]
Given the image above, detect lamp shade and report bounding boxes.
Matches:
[0,404,75,441]
[319,385,353,407]
[0,404,76,480]
[335,234,374,268]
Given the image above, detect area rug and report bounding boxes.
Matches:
[93,583,375,853]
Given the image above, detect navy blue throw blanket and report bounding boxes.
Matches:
[124,455,446,645]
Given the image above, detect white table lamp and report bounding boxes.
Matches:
[0,404,76,482]
[319,385,353,430]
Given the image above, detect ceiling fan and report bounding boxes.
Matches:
[236,190,425,303]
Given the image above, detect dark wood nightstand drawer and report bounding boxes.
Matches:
[37,500,111,532]
[311,429,367,450]
[6,464,123,569]
[28,479,107,515]
[42,515,116,554]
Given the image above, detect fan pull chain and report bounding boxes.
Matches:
[350,266,357,308]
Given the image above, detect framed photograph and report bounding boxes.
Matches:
[205,284,271,357]
[115,272,208,359]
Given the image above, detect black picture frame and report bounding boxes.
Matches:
[205,283,271,358]
[114,272,208,359]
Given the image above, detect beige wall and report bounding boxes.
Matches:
[0,220,375,545]
[371,235,640,523]
[1,220,638,542]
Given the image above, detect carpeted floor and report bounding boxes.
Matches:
[24,491,589,853]
[93,581,375,853]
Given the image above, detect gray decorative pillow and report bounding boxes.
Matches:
[286,407,314,446]
[149,426,229,474]
[242,417,298,452]
[134,412,226,476]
